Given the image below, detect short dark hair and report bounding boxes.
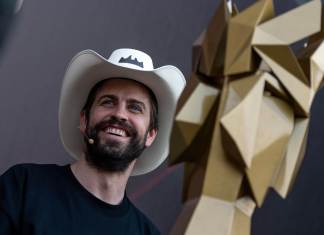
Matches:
[82,78,158,131]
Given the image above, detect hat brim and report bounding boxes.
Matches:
[59,50,186,175]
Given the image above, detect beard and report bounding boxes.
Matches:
[84,116,148,172]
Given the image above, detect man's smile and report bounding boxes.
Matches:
[105,126,128,137]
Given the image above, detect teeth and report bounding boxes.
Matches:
[106,127,126,137]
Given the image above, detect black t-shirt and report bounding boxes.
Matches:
[0,163,161,235]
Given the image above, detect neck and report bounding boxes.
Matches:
[70,158,135,205]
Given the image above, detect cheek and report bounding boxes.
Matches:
[88,108,110,124]
[132,116,150,133]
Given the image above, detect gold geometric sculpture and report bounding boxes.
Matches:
[169,0,324,234]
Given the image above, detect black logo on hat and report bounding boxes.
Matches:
[119,55,144,68]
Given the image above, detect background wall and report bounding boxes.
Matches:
[0,0,323,234]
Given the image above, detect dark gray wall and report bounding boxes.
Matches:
[0,0,323,234]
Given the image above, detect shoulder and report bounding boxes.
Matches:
[0,163,69,203]
[0,163,34,182]
[128,200,161,235]
[0,163,66,184]
[2,163,63,174]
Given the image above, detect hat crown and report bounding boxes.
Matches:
[108,48,154,71]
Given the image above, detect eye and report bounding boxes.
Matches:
[128,103,143,113]
[100,98,115,107]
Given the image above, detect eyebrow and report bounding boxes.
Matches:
[97,94,117,103]
[97,94,146,111]
[127,99,146,111]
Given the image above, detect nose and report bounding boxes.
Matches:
[112,103,128,121]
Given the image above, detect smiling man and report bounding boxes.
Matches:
[0,48,186,235]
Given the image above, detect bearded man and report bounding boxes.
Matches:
[0,48,186,235]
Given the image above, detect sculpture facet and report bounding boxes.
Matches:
[170,0,324,234]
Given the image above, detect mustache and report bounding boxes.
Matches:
[90,116,137,137]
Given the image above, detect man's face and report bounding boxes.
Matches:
[80,78,157,172]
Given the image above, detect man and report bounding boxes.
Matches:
[0,48,186,234]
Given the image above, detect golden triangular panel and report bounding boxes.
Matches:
[258,60,272,72]
[231,197,256,235]
[246,96,294,206]
[220,74,265,167]
[271,118,309,198]
[225,38,258,75]
[176,73,200,114]
[199,0,230,77]
[297,42,317,80]
[254,45,308,85]
[254,46,311,116]
[176,82,218,125]
[253,27,284,45]
[310,41,324,92]
[184,196,236,235]
[297,39,323,79]
[172,98,219,165]
[263,72,289,101]
[169,121,201,164]
[174,196,255,235]
[224,0,274,75]
[223,73,266,115]
[170,80,219,164]
[225,25,253,74]
[308,6,324,44]
[225,22,255,75]
[178,96,220,201]
[252,0,321,45]
[231,0,274,26]
[230,209,250,235]
[202,79,245,201]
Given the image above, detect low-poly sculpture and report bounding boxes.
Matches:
[169,0,324,234]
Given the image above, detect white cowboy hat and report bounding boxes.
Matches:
[59,48,186,175]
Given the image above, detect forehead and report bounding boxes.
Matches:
[95,78,152,102]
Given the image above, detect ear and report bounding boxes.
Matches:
[145,128,158,147]
[79,111,87,135]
